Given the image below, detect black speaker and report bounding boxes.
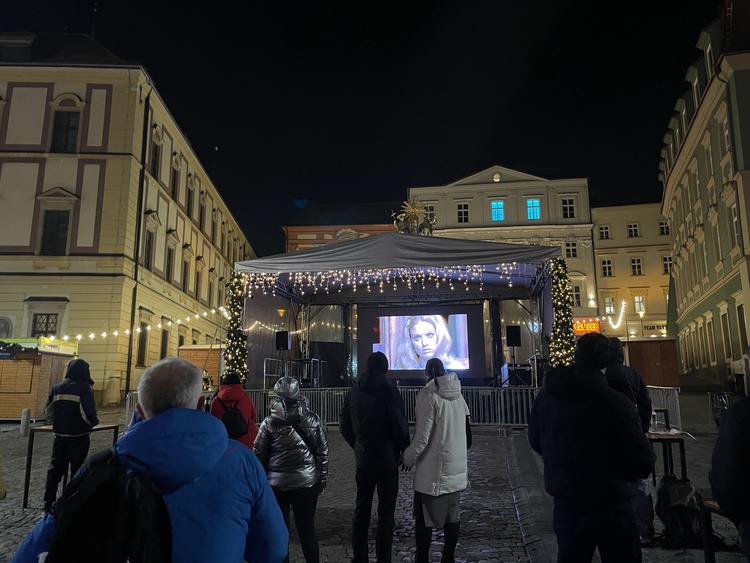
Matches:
[506,325,521,347]
[275,331,291,351]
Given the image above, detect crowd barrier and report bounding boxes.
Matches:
[124,385,681,430]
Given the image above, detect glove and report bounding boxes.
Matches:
[317,481,326,495]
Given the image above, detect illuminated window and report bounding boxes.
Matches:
[491,201,505,222]
[634,295,645,313]
[571,285,582,307]
[604,297,615,315]
[527,199,541,220]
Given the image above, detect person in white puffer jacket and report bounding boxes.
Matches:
[402,358,471,563]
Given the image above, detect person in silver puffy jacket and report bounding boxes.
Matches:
[254,376,328,563]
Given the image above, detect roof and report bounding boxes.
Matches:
[235,232,561,305]
[0,32,134,67]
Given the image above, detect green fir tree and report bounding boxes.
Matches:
[548,258,576,367]
[223,272,248,381]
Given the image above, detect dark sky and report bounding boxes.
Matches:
[4,0,724,256]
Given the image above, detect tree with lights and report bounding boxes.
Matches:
[548,258,576,367]
[223,272,248,381]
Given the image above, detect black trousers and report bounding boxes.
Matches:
[352,465,399,563]
[43,434,90,511]
[274,486,319,563]
[553,498,641,563]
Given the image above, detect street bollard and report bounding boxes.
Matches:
[20,408,30,437]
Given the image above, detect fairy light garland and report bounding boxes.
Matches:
[548,258,576,367]
[607,299,627,329]
[223,272,248,379]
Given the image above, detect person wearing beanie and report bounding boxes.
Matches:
[528,332,655,562]
[209,370,258,448]
[255,376,328,563]
[42,358,99,513]
[339,351,410,563]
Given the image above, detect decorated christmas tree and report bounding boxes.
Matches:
[223,272,248,381]
[548,258,576,367]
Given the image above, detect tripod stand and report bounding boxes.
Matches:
[500,344,528,386]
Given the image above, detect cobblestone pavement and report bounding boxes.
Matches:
[0,393,747,563]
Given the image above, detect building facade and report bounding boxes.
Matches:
[591,203,672,341]
[0,33,254,401]
[659,13,750,388]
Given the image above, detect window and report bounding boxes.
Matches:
[738,304,749,355]
[143,230,155,271]
[705,142,714,171]
[598,225,610,240]
[659,221,670,236]
[32,313,57,337]
[627,223,640,237]
[195,269,202,300]
[209,279,215,309]
[136,322,149,367]
[186,185,195,219]
[457,203,469,223]
[178,333,185,348]
[662,256,673,275]
[604,296,615,315]
[707,319,717,363]
[526,199,541,220]
[601,259,613,277]
[721,117,731,155]
[731,204,740,247]
[721,312,732,358]
[170,167,179,198]
[40,210,70,256]
[165,246,175,283]
[199,200,207,231]
[425,204,436,221]
[160,329,169,359]
[51,111,80,153]
[182,260,190,292]
[211,212,217,242]
[150,141,160,179]
[692,78,700,107]
[634,295,645,314]
[571,285,582,307]
[491,201,505,222]
[561,197,576,219]
[630,257,643,276]
[564,242,578,259]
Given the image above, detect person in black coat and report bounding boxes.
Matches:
[42,358,99,512]
[605,337,652,432]
[710,397,750,562]
[528,332,655,563]
[339,351,410,563]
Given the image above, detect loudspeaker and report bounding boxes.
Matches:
[506,325,521,347]
[275,331,291,351]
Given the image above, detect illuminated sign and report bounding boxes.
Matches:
[573,319,601,334]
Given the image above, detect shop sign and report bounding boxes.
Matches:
[573,319,601,334]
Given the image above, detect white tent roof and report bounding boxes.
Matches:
[235,232,561,304]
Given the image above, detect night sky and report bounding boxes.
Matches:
[3,0,724,256]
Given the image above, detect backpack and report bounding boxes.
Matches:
[216,397,249,439]
[46,447,172,563]
[654,473,703,549]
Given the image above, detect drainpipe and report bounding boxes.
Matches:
[124,84,152,395]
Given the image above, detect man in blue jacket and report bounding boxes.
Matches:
[42,358,99,513]
[11,356,289,563]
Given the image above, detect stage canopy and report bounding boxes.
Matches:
[234,232,561,305]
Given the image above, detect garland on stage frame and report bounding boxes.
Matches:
[548,258,576,367]
[223,272,248,382]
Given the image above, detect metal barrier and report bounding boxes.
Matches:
[647,386,682,431]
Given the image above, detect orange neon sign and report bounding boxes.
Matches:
[572,319,601,334]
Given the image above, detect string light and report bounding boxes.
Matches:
[548,258,576,367]
[607,299,627,329]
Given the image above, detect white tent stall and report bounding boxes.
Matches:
[234,232,561,387]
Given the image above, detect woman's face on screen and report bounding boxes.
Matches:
[410,320,438,359]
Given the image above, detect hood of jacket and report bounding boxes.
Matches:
[607,338,625,364]
[269,395,310,425]
[357,367,390,393]
[429,372,462,400]
[115,407,228,495]
[543,364,608,397]
[216,383,247,403]
[65,359,94,386]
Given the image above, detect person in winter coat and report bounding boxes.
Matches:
[210,371,258,448]
[528,332,655,563]
[710,397,750,562]
[339,351,410,563]
[605,337,652,432]
[10,356,289,563]
[42,358,99,513]
[254,376,329,563]
[402,358,471,563]
[605,336,656,543]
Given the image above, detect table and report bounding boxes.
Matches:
[647,431,687,485]
[23,423,120,509]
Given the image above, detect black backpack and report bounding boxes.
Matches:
[654,473,703,549]
[216,397,249,439]
[46,447,172,563]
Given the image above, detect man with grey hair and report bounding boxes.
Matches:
[11,357,289,563]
